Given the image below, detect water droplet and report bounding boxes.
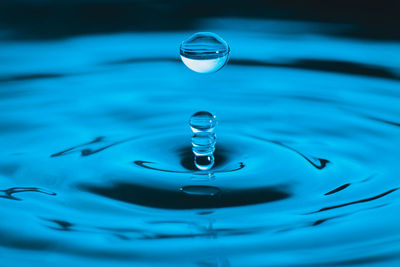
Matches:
[190,111,217,132]
[194,156,215,171]
[190,111,217,171]
[180,32,230,73]
[180,185,221,196]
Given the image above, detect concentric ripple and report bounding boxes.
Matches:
[1,25,400,266]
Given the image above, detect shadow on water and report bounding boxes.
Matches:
[105,57,400,81]
[310,188,398,214]
[232,58,400,81]
[51,136,106,157]
[79,182,291,209]
[0,187,56,201]
[0,73,66,83]
[324,183,351,195]
[41,218,74,232]
[51,136,140,157]
[246,135,329,170]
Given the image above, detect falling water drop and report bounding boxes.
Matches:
[190,111,217,171]
[180,32,230,73]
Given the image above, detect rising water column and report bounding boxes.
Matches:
[180,32,230,170]
[189,111,217,171]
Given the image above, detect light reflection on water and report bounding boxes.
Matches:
[1,18,400,266]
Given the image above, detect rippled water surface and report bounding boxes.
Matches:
[1,19,400,266]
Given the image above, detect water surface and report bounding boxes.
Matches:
[1,18,400,266]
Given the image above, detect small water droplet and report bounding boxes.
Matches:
[180,185,221,196]
[194,156,214,171]
[190,111,217,171]
[180,32,230,73]
[190,111,217,132]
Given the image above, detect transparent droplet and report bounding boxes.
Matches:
[189,111,217,132]
[180,32,230,73]
[189,111,217,171]
[194,156,215,171]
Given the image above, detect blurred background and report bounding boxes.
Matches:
[0,0,399,40]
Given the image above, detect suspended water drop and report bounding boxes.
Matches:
[190,111,217,171]
[180,32,230,73]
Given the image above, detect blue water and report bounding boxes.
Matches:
[1,18,400,266]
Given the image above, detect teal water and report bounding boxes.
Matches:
[1,19,400,266]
